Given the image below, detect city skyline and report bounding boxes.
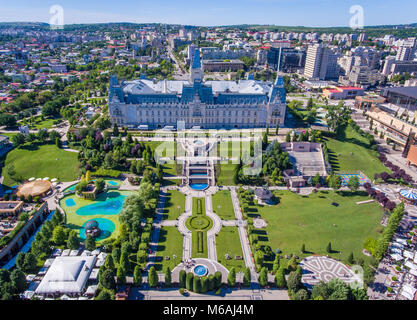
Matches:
[0,0,417,27]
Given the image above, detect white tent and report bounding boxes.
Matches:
[390,247,402,254]
[400,284,416,300]
[28,177,35,182]
[43,177,50,180]
[35,256,96,295]
[395,238,408,245]
[51,178,58,182]
[410,269,417,277]
[403,250,414,259]
[405,261,417,270]
[391,253,404,261]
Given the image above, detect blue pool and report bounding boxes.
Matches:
[107,180,118,186]
[65,198,76,207]
[190,183,209,191]
[79,218,115,241]
[193,265,208,276]
[75,192,127,216]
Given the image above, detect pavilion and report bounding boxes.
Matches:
[35,256,96,297]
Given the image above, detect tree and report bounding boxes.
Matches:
[326,242,332,253]
[117,266,126,285]
[10,269,26,293]
[133,266,142,286]
[111,247,121,264]
[23,252,37,273]
[67,231,80,250]
[186,272,194,291]
[100,269,116,290]
[214,271,222,289]
[287,271,302,292]
[179,270,186,288]
[347,176,360,192]
[227,267,236,287]
[85,235,96,251]
[165,267,172,287]
[258,267,268,287]
[307,97,314,110]
[104,254,116,272]
[285,132,291,142]
[294,289,309,300]
[201,276,209,293]
[148,266,158,287]
[11,133,25,147]
[55,137,62,148]
[243,267,251,287]
[262,128,268,149]
[119,251,131,274]
[96,289,112,300]
[193,276,201,293]
[113,123,119,136]
[328,174,342,190]
[275,267,287,289]
[16,252,26,271]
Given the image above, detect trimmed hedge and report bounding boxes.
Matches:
[197,231,203,253]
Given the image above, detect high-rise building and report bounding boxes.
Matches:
[304,44,339,80]
[396,46,416,61]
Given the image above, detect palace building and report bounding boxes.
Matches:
[108,48,286,129]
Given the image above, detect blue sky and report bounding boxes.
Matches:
[0,0,416,27]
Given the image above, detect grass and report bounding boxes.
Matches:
[162,190,186,220]
[248,190,384,266]
[217,164,238,186]
[60,189,135,243]
[212,190,235,220]
[324,125,388,179]
[154,226,184,272]
[216,227,245,272]
[186,197,212,259]
[1,143,79,186]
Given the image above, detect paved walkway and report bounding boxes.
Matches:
[146,187,167,271]
[230,187,258,283]
[205,195,222,261]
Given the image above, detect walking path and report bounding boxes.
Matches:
[230,186,258,283]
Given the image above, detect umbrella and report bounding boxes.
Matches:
[28,177,35,181]
[11,185,18,189]
[400,189,417,200]
[51,178,57,182]
[36,178,41,181]
[43,177,49,180]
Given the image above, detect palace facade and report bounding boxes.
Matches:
[108,49,286,129]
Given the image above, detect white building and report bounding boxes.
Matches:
[108,48,287,129]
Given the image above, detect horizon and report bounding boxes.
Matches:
[0,0,417,28]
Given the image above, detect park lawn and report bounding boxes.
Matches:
[250,190,384,265]
[217,164,238,186]
[60,189,135,243]
[162,163,178,176]
[31,118,57,130]
[154,226,184,272]
[323,125,388,179]
[216,226,245,272]
[212,190,235,220]
[187,197,212,259]
[162,190,186,220]
[1,143,79,187]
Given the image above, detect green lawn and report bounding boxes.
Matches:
[249,190,384,266]
[217,164,238,186]
[154,226,184,272]
[212,190,235,220]
[186,197,212,259]
[162,190,186,220]
[1,143,79,186]
[324,125,388,179]
[216,226,245,272]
